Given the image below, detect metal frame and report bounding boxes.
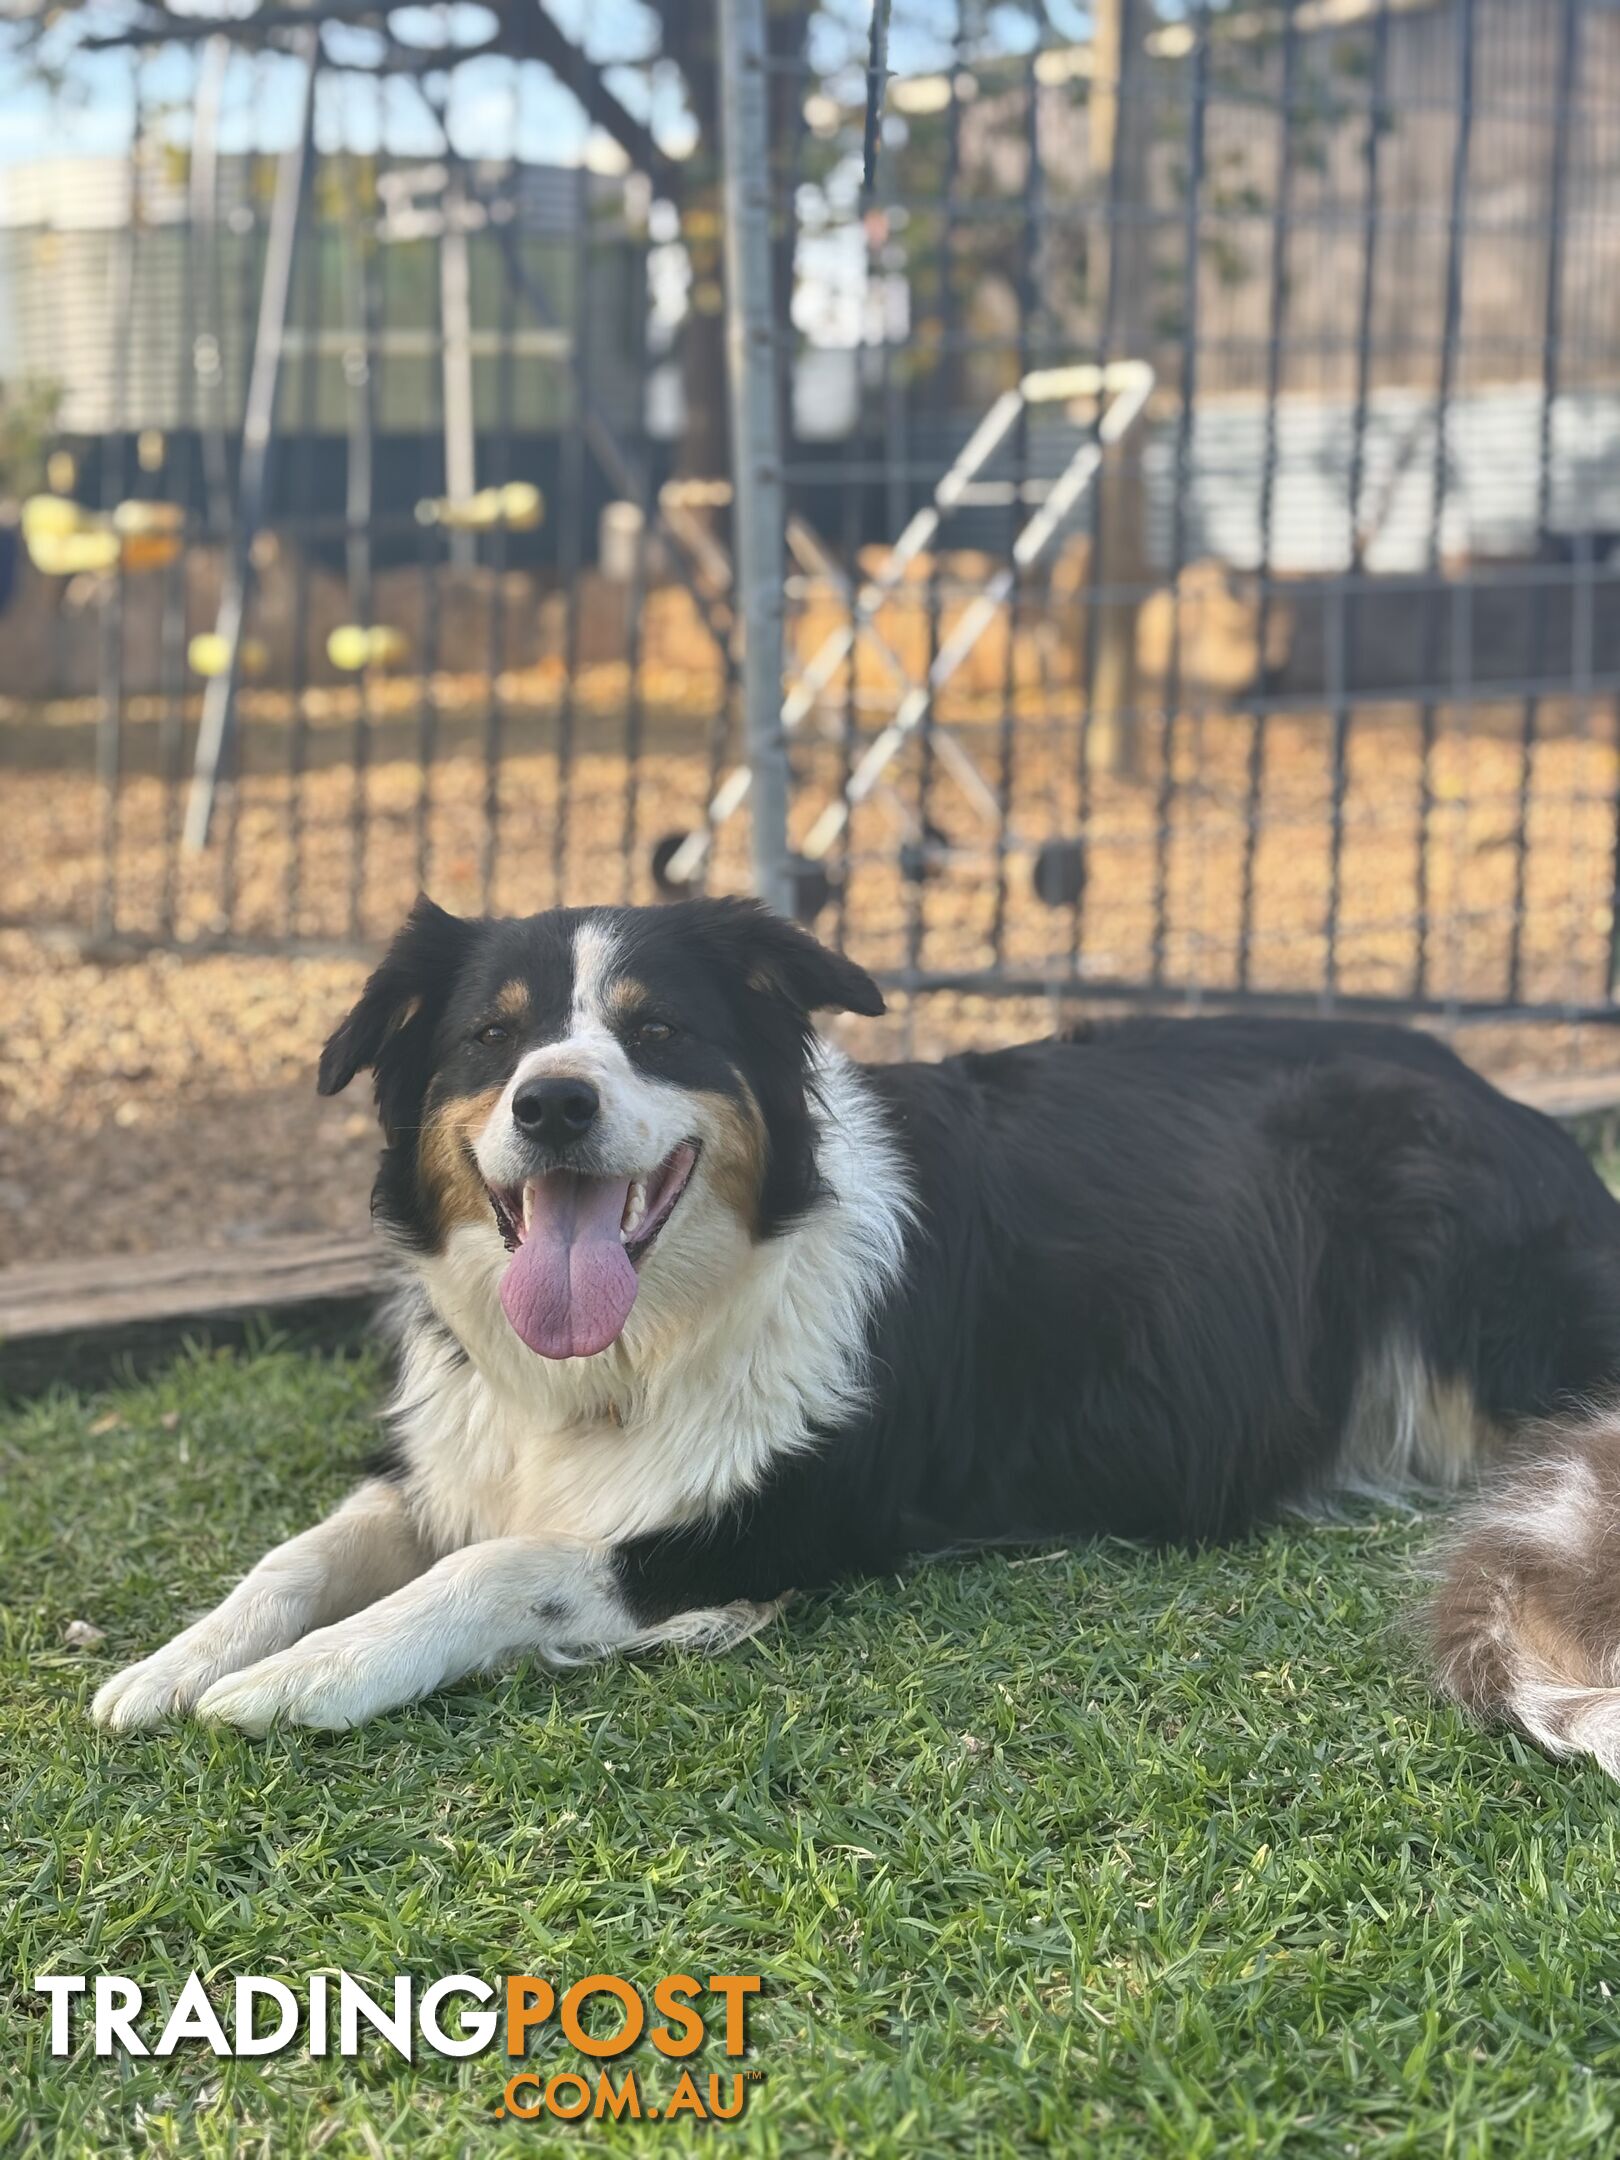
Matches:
[661,360,1154,889]
[803,364,1154,866]
[718,0,792,917]
[8,0,1619,1053]
[181,28,319,852]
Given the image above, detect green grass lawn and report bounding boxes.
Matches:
[6,1342,1620,2158]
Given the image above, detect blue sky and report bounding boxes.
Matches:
[0,2,661,168]
[0,1,1118,171]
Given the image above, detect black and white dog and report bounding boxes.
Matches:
[93,896,1620,1777]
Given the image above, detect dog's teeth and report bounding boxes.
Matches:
[522,1183,536,1233]
[622,1181,648,1241]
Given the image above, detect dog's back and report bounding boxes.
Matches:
[870,1016,1620,1775]
[856,1018,1620,1536]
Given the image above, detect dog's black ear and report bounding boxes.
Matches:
[687,896,885,1018]
[318,895,473,1098]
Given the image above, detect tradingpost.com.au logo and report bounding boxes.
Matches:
[34,1969,765,2125]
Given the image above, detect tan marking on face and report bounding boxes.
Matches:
[495,979,531,1021]
[696,1083,768,1232]
[603,976,651,1018]
[419,1084,506,1233]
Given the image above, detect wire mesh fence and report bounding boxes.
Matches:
[4,0,1620,1040]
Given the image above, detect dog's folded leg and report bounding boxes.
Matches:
[190,1535,783,1734]
[91,1479,429,1733]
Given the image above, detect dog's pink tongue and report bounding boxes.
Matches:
[499,1171,637,1358]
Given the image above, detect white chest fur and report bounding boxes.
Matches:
[389,1049,912,1555]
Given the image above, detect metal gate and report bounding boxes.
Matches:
[3,0,1619,1038]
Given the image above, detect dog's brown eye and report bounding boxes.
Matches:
[474,1023,509,1047]
[638,1020,674,1046]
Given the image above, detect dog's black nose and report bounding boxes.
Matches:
[512,1076,600,1147]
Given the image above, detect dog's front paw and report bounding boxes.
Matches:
[194,1633,403,1735]
[92,1599,304,1732]
[92,1656,187,1732]
[92,1640,234,1732]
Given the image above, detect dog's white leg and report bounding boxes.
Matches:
[91,1479,429,1733]
[191,1537,779,1734]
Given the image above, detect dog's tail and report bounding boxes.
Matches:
[1427,1410,1620,1779]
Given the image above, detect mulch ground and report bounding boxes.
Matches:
[5,673,1620,1269]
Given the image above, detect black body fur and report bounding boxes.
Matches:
[614,1015,1620,1624]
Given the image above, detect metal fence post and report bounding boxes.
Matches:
[717,0,792,918]
[182,28,318,855]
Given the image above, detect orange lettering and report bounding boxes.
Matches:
[502,2073,542,2120]
[707,2073,747,2120]
[707,1974,762,2057]
[650,1974,705,2058]
[545,2072,591,2120]
[593,2070,644,2120]
[559,1974,644,2059]
[504,1977,555,2057]
[664,2068,708,2120]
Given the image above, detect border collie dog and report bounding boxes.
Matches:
[94,896,1620,1776]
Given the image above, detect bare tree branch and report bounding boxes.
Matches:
[81,0,494,65]
[70,0,684,193]
[502,1,682,196]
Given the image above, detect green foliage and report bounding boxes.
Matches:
[0,379,63,503]
[6,1344,1620,2157]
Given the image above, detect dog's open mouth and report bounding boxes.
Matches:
[488,1142,699,1361]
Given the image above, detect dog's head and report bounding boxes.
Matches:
[318,896,884,1359]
